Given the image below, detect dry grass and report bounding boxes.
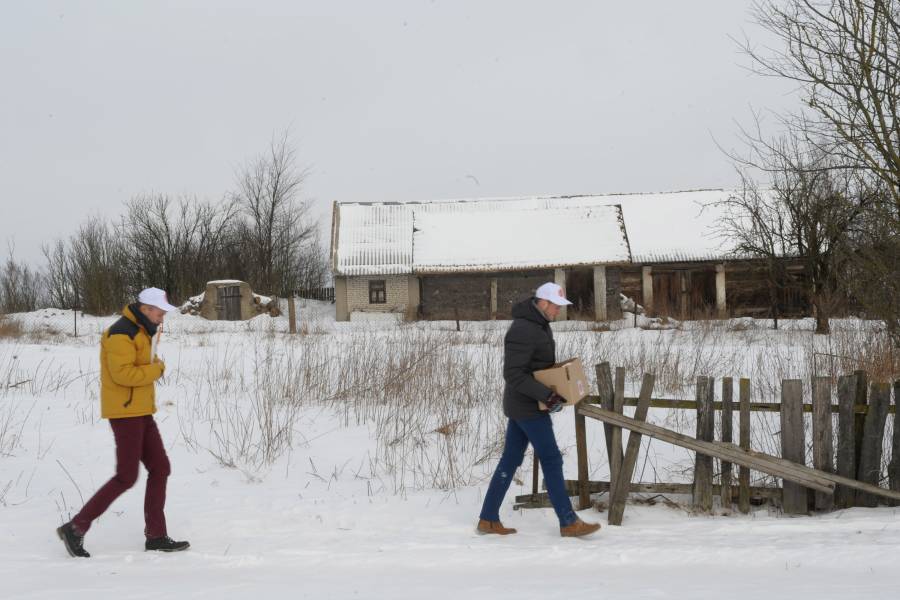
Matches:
[0,316,24,340]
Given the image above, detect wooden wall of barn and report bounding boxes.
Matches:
[420,270,554,320]
[617,259,809,320]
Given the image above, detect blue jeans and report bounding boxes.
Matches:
[480,414,577,527]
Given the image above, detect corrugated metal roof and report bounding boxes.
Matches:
[332,190,738,275]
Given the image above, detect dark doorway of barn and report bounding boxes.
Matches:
[651,271,679,318]
[651,269,717,319]
[689,270,717,318]
[566,268,595,320]
[217,286,242,321]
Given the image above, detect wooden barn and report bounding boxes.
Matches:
[329,190,809,322]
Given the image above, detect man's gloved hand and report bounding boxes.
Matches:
[544,392,566,413]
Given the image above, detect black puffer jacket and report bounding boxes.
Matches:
[502,297,556,420]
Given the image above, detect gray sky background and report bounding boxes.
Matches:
[0,1,800,265]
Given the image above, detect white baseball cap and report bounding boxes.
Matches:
[535,282,573,306]
[138,287,177,312]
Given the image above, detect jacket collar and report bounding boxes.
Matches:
[123,303,159,337]
[511,297,550,328]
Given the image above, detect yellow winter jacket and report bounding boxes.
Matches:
[100,305,165,419]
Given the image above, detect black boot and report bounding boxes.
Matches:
[145,536,190,552]
[57,522,90,558]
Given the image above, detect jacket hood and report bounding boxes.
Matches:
[511,297,549,326]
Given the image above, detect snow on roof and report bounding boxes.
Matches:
[613,189,735,262]
[334,203,414,276]
[332,190,737,275]
[414,204,630,272]
[333,195,631,275]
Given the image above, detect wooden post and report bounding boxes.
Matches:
[857,382,891,507]
[574,408,590,510]
[489,278,498,320]
[641,266,653,316]
[715,263,727,318]
[612,367,625,490]
[593,266,607,321]
[692,376,715,512]
[721,377,734,509]
[531,453,539,500]
[835,374,858,509]
[812,377,834,512]
[738,378,751,514]
[889,381,900,507]
[780,379,807,515]
[554,268,567,321]
[288,295,297,334]
[607,373,655,526]
[853,370,868,477]
[595,363,617,488]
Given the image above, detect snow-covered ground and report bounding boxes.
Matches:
[1,302,898,599]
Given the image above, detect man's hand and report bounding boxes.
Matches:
[544,392,565,413]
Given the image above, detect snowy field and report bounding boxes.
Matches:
[1,301,899,599]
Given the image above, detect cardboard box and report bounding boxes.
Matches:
[534,358,590,409]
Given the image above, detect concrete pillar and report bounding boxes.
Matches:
[490,278,498,319]
[334,277,350,321]
[641,266,653,315]
[407,275,420,320]
[593,265,607,321]
[554,268,567,321]
[715,264,727,319]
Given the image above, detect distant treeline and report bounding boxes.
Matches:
[1,135,328,315]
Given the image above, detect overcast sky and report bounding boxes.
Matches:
[0,1,800,265]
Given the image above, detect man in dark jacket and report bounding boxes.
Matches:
[477,282,600,537]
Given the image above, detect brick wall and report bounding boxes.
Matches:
[346,275,410,314]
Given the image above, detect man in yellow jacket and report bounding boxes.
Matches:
[57,288,190,557]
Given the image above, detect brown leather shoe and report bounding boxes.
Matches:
[476,519,518,535]
[560,518,601,538]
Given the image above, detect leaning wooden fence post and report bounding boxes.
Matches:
[595,363,620,494]
[612,367,626,488]
[857,382,891,507]
[835,374,858,509]
[574,407,590,510]
[607,373,655,526]
[721,377,734,509]
[531,453,540,501]
[812,376,834,512]
[738,378,751,514]
[692,376,715,512]
[889,380,900,507]
[780,379,807,515]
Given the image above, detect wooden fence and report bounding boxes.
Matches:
[516,363,900,524]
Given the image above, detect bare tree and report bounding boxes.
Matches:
[231,133,321,294]
[42,239,78,309]
[65,217,130,315]
[741,0,900,338]
[747,0,900,209]
[720,135,869,333]
[123,194,240,303]
[0,245,46,313]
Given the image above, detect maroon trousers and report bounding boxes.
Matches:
[72,415,170,538]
